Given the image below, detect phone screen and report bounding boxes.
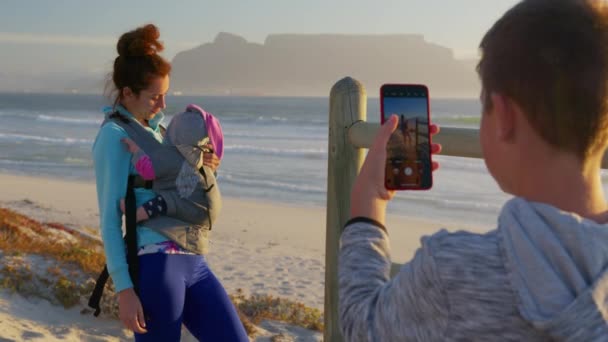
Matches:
[381,84,432,190]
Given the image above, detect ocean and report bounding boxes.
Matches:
[2,93,599,228]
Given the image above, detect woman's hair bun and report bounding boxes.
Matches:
[117,24,164,57]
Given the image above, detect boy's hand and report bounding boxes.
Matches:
[350,115,441,225]
[121,138,140,154]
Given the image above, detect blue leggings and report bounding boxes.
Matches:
[135,253,249,342]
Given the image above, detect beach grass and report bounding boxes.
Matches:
[0,207,323,336]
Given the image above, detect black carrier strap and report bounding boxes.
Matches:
[108,110,130,123]
[88,265,109,316]
[88,175,141,316]
[89,113,150,317]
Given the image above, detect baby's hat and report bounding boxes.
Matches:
[185,104,224,160]
[165,104,224,169]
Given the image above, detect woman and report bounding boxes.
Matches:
[92,23,248,341]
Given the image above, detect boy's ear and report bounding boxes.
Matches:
[491,93,516,142]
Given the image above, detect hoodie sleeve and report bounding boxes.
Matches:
[339,218,449,341]
[92,122,134,292]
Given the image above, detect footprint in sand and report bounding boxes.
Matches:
[21,331,45,340]
[279,288,294,295]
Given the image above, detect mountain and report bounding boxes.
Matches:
[171,32,480,97]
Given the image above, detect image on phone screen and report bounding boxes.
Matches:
[381,85,432,190]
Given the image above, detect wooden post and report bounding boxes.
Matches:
[324,77,366,342]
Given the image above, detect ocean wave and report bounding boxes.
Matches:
[391,191,505,217]
[0,110,38,120]
[63,157,93,166]
[37,114,101,126]
[436,114,480,125]
[263,116,287,122]
[0,133,93,145]
[218,114,327,127]
[224,144,326,158]
[432,155,488,172]
[226,130,325,140]
[220,173,325,194]
[0,158,90,168]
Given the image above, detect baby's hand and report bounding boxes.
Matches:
[121,138,140,154]
[201,143,214,154]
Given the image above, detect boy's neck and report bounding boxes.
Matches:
[514,152,608,223]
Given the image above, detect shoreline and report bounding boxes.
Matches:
[0,171,488,262]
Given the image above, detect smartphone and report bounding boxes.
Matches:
[380,84,433,190]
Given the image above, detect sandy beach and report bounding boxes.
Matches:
[0,172,487,341]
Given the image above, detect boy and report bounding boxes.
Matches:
[339,0,608,340]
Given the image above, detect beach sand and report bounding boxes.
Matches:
[0,172,487,341]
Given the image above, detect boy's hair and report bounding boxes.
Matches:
[477,0,608,159]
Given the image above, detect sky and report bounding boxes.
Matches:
[0,0,520,89]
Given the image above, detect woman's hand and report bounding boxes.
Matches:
[202,143,221,171]
[118,288,147,334]
[350,115,441,225]
[121,138,141,154]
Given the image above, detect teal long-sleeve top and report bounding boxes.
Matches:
[92,105,170,292]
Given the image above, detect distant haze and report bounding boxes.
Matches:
[1,33,481,98]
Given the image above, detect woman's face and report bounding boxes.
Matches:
[123,75,170,122]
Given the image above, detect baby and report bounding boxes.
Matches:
[120,104,224,227]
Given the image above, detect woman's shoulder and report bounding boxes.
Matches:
[93,120,129,151]
[98,119,128,138]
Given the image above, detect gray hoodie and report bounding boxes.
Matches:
[339,197,608,341]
